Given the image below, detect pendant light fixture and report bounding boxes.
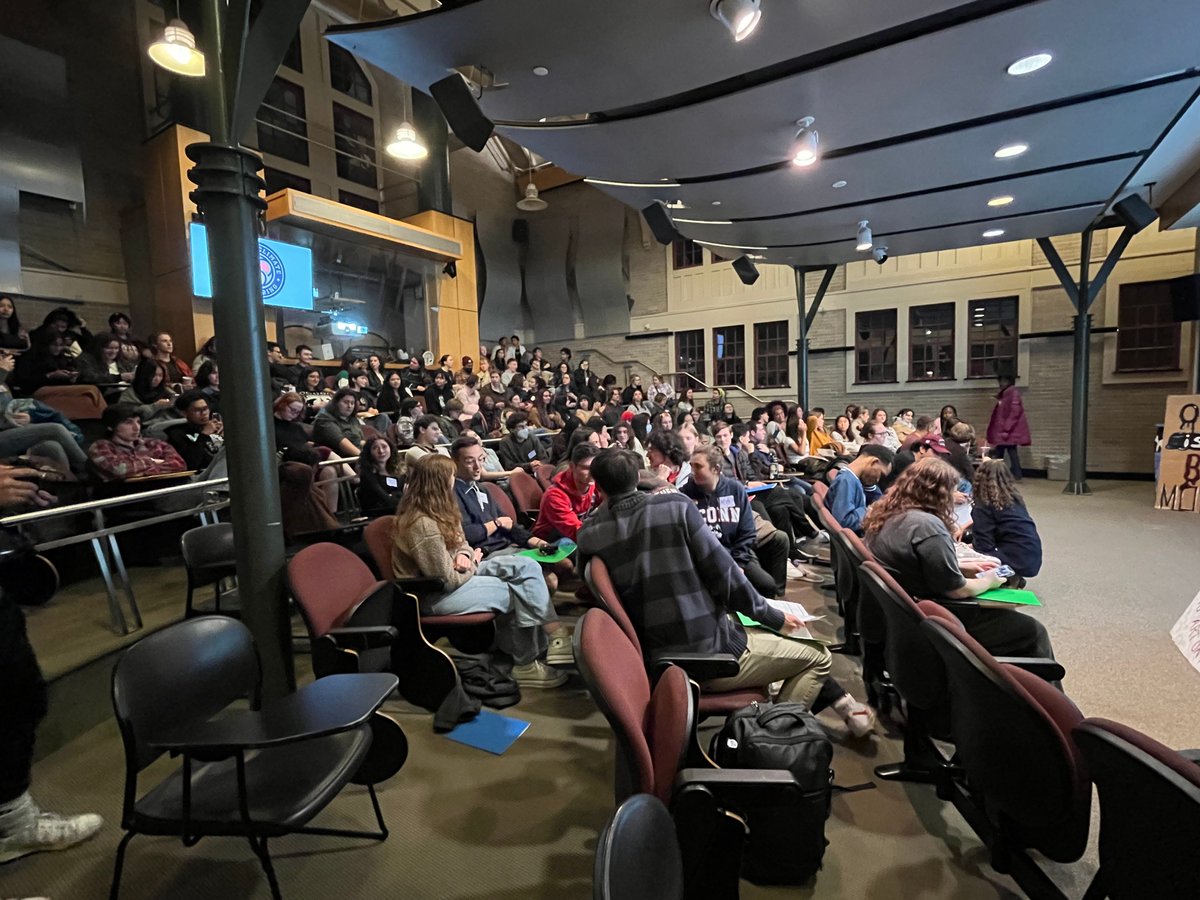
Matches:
[386,86,428,160]
[147,6,206,78]
[516,147,548,211]
[791,117,819,167]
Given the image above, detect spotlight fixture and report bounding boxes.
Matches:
[709,0,762,41]
[1007,53,1053,76]
[386,122,428,160]
[982,228,1006,239]
[147,18,206,77]
[443,261,458,278]
[791,117,819,167]
[994,142,1029,159]
[855,220,873,252]
[988,195,1015,207]
[517,182,548,211]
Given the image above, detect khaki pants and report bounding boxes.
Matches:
[703,629,832,709]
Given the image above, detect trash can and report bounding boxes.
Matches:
[1045,454,1069,481]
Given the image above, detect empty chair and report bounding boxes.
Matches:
[1072,718,1200,900]
[180,522,237,618]
[594,794,683,900]
[507,469,544,521]
[109,616,395,900]
[482,481,519,522]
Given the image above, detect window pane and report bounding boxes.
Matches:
[264,167,311,196]
[1116,281,1180,372]
[333,102,378,188]
[672,238,703,269]
[338,190,380,213]
[675,329,705,393]
[909,302,955,380]
[966,297,1018,378]
[754,320,789,388]
[328,43,372,105]
[854,310,897,384]
[713,326,745,387]
[257,77,308,166]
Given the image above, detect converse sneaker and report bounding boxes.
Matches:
[511,659,568,689]
[545,630,574,667]
[0,793,103,866]
[832,695,877,739]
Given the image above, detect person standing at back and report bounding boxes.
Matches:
[986,374,1030,480]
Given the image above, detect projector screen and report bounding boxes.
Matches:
[189,221,314,311]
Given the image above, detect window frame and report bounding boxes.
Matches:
[671,237,703,270]
[966,296,1020,379]
[1115,280,1182,373]
[332,101,379,190]
[908,302,956,382]
[674,328,705,393]
[853,309,898,385]
[327,42,372,105]
[256,76,309,167]
[753,320,790,389]
[713,325,746,387]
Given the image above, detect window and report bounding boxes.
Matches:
[257,77,308,165]
[672,237,703,269]
[1116,281,1181,372]
[854,310,898,384]
[967,297,1019,378]
[332,102,378,188]
[281,32,303,72]
[264,167,311,196]
[338,190,380,214]
[328,43,372,105]
[909,303,955,380]
[675,329,705,393]
[754,321,790,388]
[713,326,746,387]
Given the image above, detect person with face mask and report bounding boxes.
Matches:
[496,412,549,474]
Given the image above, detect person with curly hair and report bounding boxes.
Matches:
[971,458,1042,581]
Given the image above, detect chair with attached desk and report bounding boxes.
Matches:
[181,522,237,618]
[593,794,683,900]
[109,616,398,900]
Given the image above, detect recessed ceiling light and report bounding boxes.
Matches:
[711,201,722,206]
[1007,53,1053,76]
[831,180,847,189]
[674,217,733,225]
[988,195,1015,207]
[994,143,1028,159]
[532,66,549,77]
[982,228,1006,238]
[584,177,683,188]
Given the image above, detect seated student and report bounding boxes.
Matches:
[944,420,977,481]
[312,389,365,457]
[869,408,902,451]
[881,434,953,490]
[88,404,188,481]
[164,391,224,471]
[0,294,30,350]
[296,366,333,419]
[970,458,1042,581]
[892,408,916,444]
[193,360,220,416]
[479,370,510,409]
[471,393,504,438]
[864,457,1054,660]
[577,449,831,707]
[682,445,788,599]
[273,393,339,511]
[13,331,79,395]
[401,415,448,473]
[400,356,428,396]
[266,342,294,392]
[286,344,316,385]
[392,454,570,688]
[116,359,184,433]
[193,336,217,374]
[826,445,894,534]
[497,412,549,473]
[807,412,842,456]
[357,437,404,518]
[899,415,935,450]
[533,443,597,543]
[455,375,481,425]
[334,352,364,390]
[646,428,691,487]
[149,332,192,385]
[30,307,90,359]
[364,353,387,391]
[425,370,455,417]
[75,333,132,399]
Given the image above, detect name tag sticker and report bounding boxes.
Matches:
[719,495,735,508]
[528,450,537,459]
[385,477,398,488]
[478,493,488,506]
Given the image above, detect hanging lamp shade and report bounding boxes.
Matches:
[386,122,428,160]
[516,182,548,211]
[147,19,206,77]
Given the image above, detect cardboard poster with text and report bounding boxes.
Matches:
[1171,589,1200,676]
[1155,394,1200,513]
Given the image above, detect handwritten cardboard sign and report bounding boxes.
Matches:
[1170,589,1200,676]
[1155,394,1200,513]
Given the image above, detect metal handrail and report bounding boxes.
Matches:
[0,476,230,526]
[657,371,768,406]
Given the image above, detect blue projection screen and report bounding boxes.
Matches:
[189,222,314,311]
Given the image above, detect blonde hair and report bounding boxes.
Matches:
[863,456,958,536]
[394,454,464,550]
[972,458,1024,511]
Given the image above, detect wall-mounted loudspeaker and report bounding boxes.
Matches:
[641,202,679,246]
[1113,193,1158,234]
[732,255,760,286]
[1168,273,1200,322]
[429,74,494,152]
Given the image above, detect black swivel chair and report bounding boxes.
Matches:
[109,616,399,900]
[594,794,684,900]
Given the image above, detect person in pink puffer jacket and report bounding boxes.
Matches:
[986,375,1031,480]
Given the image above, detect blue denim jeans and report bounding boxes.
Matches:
[0,423,88,469]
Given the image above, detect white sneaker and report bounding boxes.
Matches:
[511,659,568,689]
[787,562,824,584]
[815,530,831,544]
[833,696,877,738]
[545,630,574,667]
[0,793,103,866]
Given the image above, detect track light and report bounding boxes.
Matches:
[855,220,873,252]
[147,18,206,77]
[709,0,762,42]
[791,117,819,167]
[386,122,428,160]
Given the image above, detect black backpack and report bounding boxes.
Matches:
[710,701,833,885]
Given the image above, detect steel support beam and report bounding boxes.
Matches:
[794,265,835,411]
[187,0,296,698]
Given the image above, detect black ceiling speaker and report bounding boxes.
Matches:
[429,74,494,152]
[732,255,760,286]
[512,219,529,244]
[1167,273,1200,322]
[641,202,679,246]
[1113,193,1157,234]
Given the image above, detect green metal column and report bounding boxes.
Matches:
[1065,230,1093,496]
[794,266,809,411]
[188,0,292,697]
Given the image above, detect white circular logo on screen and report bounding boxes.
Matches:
[259,244,286,300]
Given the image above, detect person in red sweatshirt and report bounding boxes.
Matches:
[532,443,596,542]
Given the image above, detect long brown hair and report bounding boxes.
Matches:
[394,454,463,550]
[863,456,958,536]
[972,457,1024,511]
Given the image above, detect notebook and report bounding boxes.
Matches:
[976,588,1042,607]
[443,710,530,755]
[517,538,577,565]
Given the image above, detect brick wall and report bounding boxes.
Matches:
[572,332,671,386]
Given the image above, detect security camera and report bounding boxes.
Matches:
[872,246,889,265]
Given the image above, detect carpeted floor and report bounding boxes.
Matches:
[5,479,1199,899]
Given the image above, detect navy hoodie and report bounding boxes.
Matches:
[680,474,757,566]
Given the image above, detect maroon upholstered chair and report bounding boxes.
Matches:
[362,515,496,653]
[482,482,518,523]
[507,469,544,521]
[923,615,1089,897]
[1072,718,1200,900]
[532,463,554,492]
[583,557,765,719]
[810,480,828,509]
[34,384,107,420]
